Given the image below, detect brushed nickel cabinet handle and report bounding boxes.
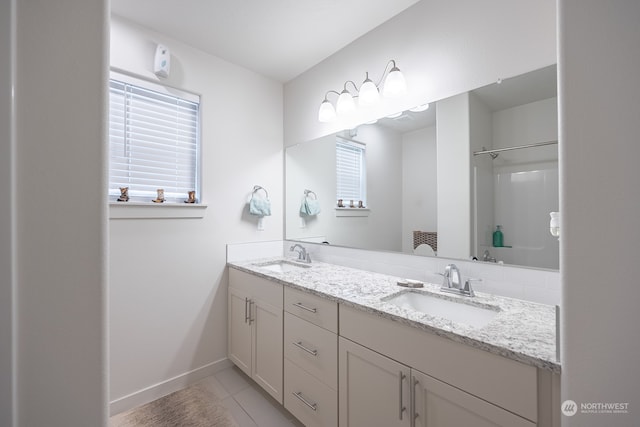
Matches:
[399,371,406,420]
[293,302,317,313]
[248,300,254,324]
[412,376,420,423]
[293,341,318,356]
[292,391,317,411]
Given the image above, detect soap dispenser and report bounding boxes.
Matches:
[493,225,504,247]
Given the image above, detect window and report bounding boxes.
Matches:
[336,137,366,205]
[108,72,200,203]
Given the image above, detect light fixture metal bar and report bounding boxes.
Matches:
[473,140,558,156]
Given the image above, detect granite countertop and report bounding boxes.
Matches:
[228,257,560,373]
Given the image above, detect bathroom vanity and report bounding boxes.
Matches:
[227,258,560,427]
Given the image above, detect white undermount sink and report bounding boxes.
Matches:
[383,291,499,328]
[255,260,311,273]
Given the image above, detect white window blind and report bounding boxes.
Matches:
[336,138,366,204]
[109,73,200,203]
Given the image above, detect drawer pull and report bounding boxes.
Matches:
[398,371,406,420]
[293,341,318,356]
[412,376,419,421]
[293,302,317,313]
[292,391,317,411]
[244,297,250,323]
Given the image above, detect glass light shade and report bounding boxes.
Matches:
[318,99,336,122]
[336,90,356,115]
[549,212,560,238]
[409,103,430,112]
[382,67,407,98]
[358,79,379,107]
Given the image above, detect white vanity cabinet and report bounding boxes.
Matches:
[411,369,535,427]
[339,337,411,427]
[228,268,283,403]
[339,304,556,427]
[283,287,338,427]
[227,265,559,427]
[339,337,535,427]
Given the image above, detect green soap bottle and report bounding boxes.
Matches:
[493,225,504,247]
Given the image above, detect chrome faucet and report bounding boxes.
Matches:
[442,264,462,289]
[289,244,311,263]
[439,263,479,297]
[483,250,497,263]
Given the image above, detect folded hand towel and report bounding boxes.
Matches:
[249,197,271,216]
[300,197,321,216]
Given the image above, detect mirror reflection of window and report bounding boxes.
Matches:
[336,138,366,207]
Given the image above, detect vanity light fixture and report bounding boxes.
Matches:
[549,212,560,239]
[409,103,430,112]
[336,82,358,115]
[318,60,408,123]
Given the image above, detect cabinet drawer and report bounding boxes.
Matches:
[284,287,337,332]
[284,312,338,389]
[284,359,337,427]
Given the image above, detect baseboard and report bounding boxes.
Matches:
[109,357,233,416]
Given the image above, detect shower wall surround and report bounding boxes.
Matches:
[227,240,560,306]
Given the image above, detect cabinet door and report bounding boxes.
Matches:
[412,370,535,427]
[228,286,252,376]
[339,337,411,427]
[252,297,284,403]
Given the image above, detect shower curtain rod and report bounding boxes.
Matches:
[473,140,558,156]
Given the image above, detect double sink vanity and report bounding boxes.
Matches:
[227,253,560,427]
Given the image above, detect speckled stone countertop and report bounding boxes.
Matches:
[228,257,560,373]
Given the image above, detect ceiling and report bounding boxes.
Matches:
[110,0,421,83]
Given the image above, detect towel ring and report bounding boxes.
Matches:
[253,185,269,199]
[304,189,317,199]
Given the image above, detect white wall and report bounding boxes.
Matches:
[285,134,333,243]
[109,17,283,412]
[485,97,559,269]
[436,93,472,259]
[14,1,109,426]
[560,1,640,425]
[285,125,403,252]
[357,124,403,251]
[0,1,15,425]
[284,0,557,147]
[469,92,494,258]
[401,125,437,253]
[493,98,558,155]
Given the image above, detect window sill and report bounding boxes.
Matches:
[335,207,370,217]
[109,202,207,219]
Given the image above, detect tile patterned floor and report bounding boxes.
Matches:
[201,365,305,427]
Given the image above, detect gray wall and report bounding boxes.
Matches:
[560,0,640,425]
[11,0,109,425]
[0,1,15,425]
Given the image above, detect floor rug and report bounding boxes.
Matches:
[110,382,238,427]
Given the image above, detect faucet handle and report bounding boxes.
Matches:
[463,278,482,296]
[444,264,453,277]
